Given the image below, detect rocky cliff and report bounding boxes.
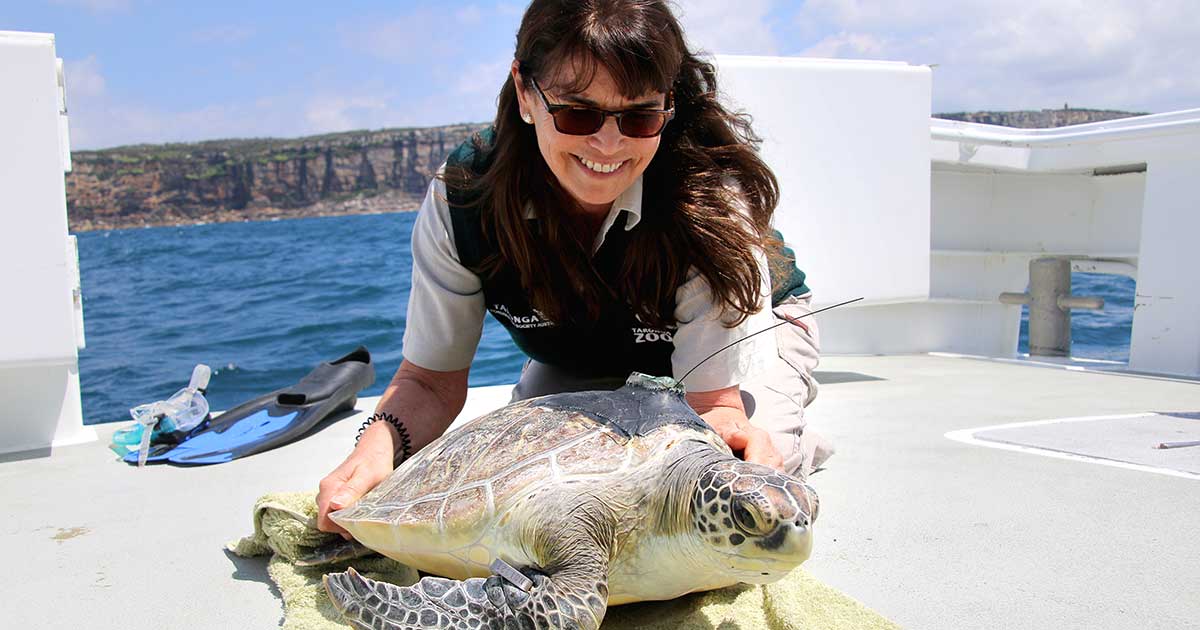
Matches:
[66,123,487,231]
[67,109,1146,232]
[933,107,1146,128]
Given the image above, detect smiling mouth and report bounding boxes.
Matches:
[575,154,627,175]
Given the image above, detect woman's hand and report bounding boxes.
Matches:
[316,421,397,538]
[686,385,785,471]
[719,424,784,471]
[316,360,470,538]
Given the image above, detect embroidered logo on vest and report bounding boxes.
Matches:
[490,304,553,329]
[632,327,674,343]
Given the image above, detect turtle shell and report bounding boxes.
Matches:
[332,375,720,578]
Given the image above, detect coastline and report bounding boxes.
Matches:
[65,123,486,234]
[68,188,422,232]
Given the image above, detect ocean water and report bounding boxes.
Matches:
[75,213,526,425]
[74,214,1136,425]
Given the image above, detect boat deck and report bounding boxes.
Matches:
[4,353,1199,629]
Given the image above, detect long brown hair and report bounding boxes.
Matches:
[444,0,779,328]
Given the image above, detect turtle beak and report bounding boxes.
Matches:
[752,514,813,563]
[767,482,817,565]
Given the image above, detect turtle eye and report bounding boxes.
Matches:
[731,498,770,536]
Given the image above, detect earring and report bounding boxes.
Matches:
[522,112,533,124]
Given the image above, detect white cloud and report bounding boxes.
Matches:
[62,55,309,148]
[304,95,394,133]
[674,0,781,55]
[58,3,518,148]
[60,52,491,149]
[63,55,118,149]
[69,99,292,150]
[454,59,510,101]
[790,0,1200,113]
[65,55,106,101]
[800,31,887,58]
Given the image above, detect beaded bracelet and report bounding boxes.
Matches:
[356,411,413,466]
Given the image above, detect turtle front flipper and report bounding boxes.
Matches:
[324,561,609,630]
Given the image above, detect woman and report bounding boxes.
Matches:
[318,0,825,538]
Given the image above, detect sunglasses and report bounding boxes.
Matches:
[529,78,675,138]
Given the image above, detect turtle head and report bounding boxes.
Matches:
[690,461,818,582]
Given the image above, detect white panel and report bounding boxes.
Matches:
[1089,174,1145,252]
[817,301,1022,357]
[0,32,77,365]
[1028,131,1200,172]
[931,252,1031,301]
[0,31,91,453]
[0,363,94,454]
[1130,152,1200,376]
[714,56,932,307]
[932,169,1144,256]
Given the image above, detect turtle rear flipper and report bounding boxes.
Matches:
[324,558,609,629]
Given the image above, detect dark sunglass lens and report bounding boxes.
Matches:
[555,109,605,135]
[619,112,666,138]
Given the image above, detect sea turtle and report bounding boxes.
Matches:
[323,373,819,629]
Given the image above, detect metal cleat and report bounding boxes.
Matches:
[999,257,1104,357]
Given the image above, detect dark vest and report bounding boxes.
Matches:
[444,128,808,380]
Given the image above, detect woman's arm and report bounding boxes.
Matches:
[686,385,784,471]
[317,359,469,537]
[315,166,485,536]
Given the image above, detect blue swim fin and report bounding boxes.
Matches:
[125,346,375,466]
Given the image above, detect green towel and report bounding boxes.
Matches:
[227,492,420,630]
[229,492,900,630]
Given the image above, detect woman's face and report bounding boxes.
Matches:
[513,60,667,216]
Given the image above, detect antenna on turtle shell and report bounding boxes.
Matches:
[679,296,864,385]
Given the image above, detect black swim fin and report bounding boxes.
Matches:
[125,346,375,465]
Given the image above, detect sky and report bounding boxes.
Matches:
[5,0,1198,150]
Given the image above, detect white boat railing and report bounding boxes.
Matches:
[930,108,1200,147]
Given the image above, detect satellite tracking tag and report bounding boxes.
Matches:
[490,558,534,592]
